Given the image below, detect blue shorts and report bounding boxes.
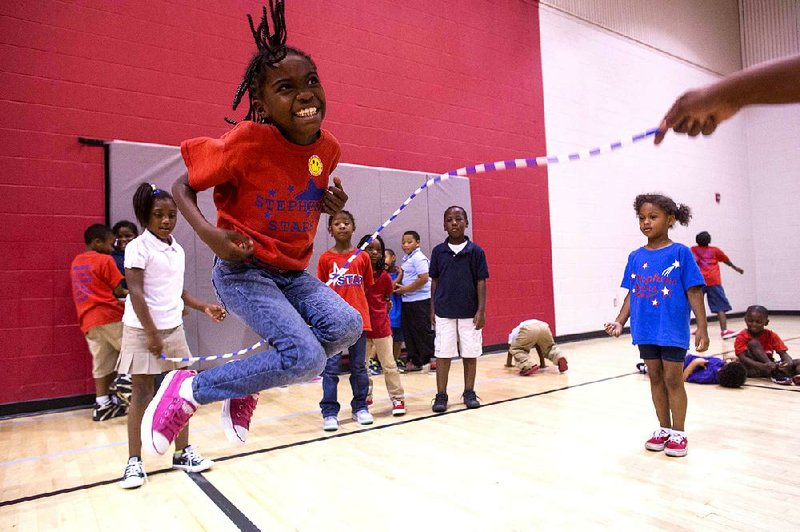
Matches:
[703,285,732,313]
[638,344,687,363]
[391,326,404,342]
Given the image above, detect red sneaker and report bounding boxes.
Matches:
[221,393,259,444]
[391,399,406,416]
[664,432,688,457]
[557,357,569,373]
[519,365,540,377]
[721,329,738,340]
[644,428,671,452]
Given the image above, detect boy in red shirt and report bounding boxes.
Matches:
[692,231,744,339]
[734,305,799,385]
[70,224,129,421]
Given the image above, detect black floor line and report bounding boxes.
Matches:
[0,371,635,509]
[743,383,800,393]
[187,472,260,531]
[0,466,173,507]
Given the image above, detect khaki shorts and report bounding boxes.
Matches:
[85,322,123,378]
[117,324,189,375]
[434,316,483,359]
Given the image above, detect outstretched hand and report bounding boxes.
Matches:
[204,304,227,323]
[604,322,623,337]
[203,227,254,262]
[654,87,739,145]
[321,176,348,215]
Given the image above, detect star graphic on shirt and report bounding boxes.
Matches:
[268,189,277,197]
[662,260,681,277]
[651,299,659,307]
[328,262,349,283]
[662,287,670,296]
[287,185,295,193]
[630,273,636,279]
[642,263,648,269]
[264,211,272,219]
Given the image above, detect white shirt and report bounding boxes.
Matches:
[400,248,431,302]
[508,319,545,344]
[123,229,185,330]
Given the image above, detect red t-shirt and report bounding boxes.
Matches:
[317,250,374,332]
[181,121,341,271]
[691,245,729,286]
[365,270,393,339]
[70,251,124,334]
[734,328,788,357]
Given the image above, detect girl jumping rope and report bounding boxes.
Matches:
[119,184,226,489]
[140,1,361,456]
[359,234,406,416]
[316,212,374,431]
[605,193,709,458]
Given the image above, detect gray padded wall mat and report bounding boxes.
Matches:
[108,140,471,368]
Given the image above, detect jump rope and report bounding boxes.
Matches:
[162,127,659,362]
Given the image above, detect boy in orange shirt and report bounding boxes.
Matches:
[691,231,744,339]
[734,305,799,385]
[70,224,129,421]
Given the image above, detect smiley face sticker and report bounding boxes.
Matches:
[308,155,323,177]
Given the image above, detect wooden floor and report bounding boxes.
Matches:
[2,316,799,531]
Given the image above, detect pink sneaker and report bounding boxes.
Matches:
[664,432,688,457]
[141,370,197,456]
[644,428,671,451]
[221,393,259,444]
[519,365,540,377]
[721,329,738,340]
[557,357,569,373]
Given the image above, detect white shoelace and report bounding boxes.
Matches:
[182,446,206,465]
[124,460,146,480]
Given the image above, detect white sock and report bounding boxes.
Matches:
[178,377,198,405]
[671,430,686,438]
[96,395,112,406]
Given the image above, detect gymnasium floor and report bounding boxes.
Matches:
[1,316,798,531]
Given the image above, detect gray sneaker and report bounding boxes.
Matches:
[462,390,481,409]
[323,416,339,432]
[352,410,374,425]
[432,392,448,413]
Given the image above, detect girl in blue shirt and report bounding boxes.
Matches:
[605,194,708,458]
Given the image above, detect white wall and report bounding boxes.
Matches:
[541,0,742,74]
[539,7,758,335]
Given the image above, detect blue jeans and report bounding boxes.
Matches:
[191,259,363,404]
[320,331,369,417]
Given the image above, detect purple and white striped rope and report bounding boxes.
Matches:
[161,127,658,362]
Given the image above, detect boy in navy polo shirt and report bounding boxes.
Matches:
[429,206,489,412]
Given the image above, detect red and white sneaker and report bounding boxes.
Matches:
[557,357,569,373]
[141,370,197,456]
[391,399,406,416]
[721,329,738,340]
[664,432,688,457]
[644,428,671,452]
[222,393,259,444]
[519,365,540,377]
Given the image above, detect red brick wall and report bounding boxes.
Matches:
[0,0,552,403]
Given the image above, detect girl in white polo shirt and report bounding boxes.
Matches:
[117,183,226,489]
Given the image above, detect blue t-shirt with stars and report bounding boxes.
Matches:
[621,243,705,349]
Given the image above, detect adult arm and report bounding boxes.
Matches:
[172,173,254,262]
[655,55,800,144]
[687,286,709,352]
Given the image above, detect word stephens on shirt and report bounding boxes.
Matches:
[630,260,680,307]
[254,178,325,233]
